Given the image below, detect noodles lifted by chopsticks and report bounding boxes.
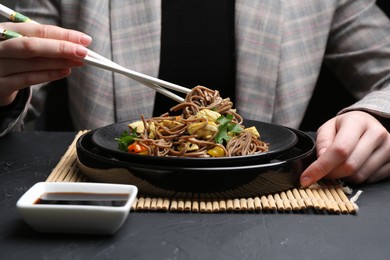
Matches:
[116,85,269,157]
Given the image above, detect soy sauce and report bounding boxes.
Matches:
[34,192,129,207]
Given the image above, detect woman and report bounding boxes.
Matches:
[1,0,390,187]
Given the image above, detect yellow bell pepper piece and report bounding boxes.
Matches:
[207,146,225,157]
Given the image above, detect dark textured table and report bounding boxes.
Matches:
[1,131,390,260]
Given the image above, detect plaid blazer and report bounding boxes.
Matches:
[10,0,390,132]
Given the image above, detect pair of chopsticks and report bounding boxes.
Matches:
[0,4,190,103]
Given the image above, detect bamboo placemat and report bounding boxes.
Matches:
[46,131,360,214]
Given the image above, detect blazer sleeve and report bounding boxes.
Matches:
[0,88,31,137]
[324,0,390,121]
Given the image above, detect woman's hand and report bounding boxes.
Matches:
[300,111,390,187]
[0,22,92,106]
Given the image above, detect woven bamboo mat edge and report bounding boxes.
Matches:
[45,131,359,214]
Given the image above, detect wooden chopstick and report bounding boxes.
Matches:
[84,55,186,102]
[0,4,31,23]
[0,27,24,39]
[0,3,190,103]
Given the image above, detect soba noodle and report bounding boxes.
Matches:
[117,85,269,157]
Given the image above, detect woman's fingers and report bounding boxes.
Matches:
[342,131,390,183]
[0,57,83,78]
[365,162,390,183]
[0,22,91,106]
[0,22,91,62]
[0,24,89,84]
[1,22,92,46]
[300,111,390,187]
[0,37,89,60]
[324,123,388,181]
[300,116,362,186]
[0,68,71,96]
[0,67,72,106]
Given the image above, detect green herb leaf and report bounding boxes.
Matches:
[217,114,233,125]
[215,124,231,144]
[228,123,243,134]
[115,128,138,152]
[215,114,242,144]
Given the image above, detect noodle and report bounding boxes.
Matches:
[118,85,269,157]
[171,85,243,123]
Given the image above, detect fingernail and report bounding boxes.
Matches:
[76,46,88,58]
[318,147,327,156]
[300,176,312,187]
[80,35,92,45]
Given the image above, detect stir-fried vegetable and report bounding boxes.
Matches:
[207,146,225,157]
[127,142,148,154]
[114,86,269,157]
[115,128,139,152]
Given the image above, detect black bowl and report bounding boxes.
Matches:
[76,128,315,198]
[91,119,298,167]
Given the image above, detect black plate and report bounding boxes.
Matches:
[77,128,315,196]
[91,119,298,167]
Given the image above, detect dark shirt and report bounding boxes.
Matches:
[154,0,236,115]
